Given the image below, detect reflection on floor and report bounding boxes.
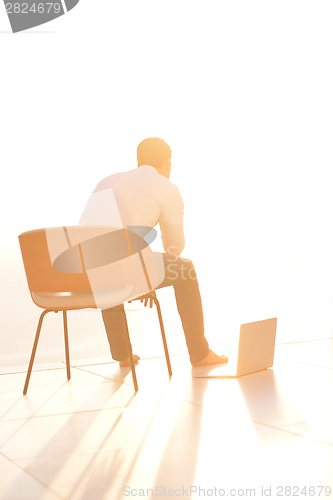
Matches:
[0,340,332,500]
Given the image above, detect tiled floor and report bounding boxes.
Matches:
[0,340,333,500]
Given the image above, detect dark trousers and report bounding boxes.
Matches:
[101,253,210,364]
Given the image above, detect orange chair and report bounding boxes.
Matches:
[18,226,172,394]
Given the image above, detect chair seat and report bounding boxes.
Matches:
[31,291,95,309]
[31,285,133,309]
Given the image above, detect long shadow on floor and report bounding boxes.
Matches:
[151,378,209,499]
[1,374,131,500]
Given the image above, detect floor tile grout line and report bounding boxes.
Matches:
[61,365,208,406]
[0,451,66,499]
[277,338,333,345]
[120,380,208,406]
[66,353,189,368]
[251,420,333,447]
[0,367,67,377]
[73,364,190,385]
[276,338,333,345]
[277,360,333,370]
[278,416,333,425]
[0,398,168,423]
[72,365,133,384]
[0,400,201,423]
[73,364,183,398]
[0,395,202,422]
[0,355,189,375]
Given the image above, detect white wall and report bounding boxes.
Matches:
[1,1,333,365]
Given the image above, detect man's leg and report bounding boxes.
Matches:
[101,304,133,363]
[155,254,210,364]
[101,253,226,366]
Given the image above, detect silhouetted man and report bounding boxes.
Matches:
[79,137,228,367]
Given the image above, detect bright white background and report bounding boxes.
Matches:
[1,1,333,366]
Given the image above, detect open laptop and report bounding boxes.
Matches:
[192,317,277,378]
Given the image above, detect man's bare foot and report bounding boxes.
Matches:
[192,349,228,367]
[119,354,140,367]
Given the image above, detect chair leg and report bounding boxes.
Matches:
[63,310,71,380]
[23,309,50,395]
[151,295,172,377]
[120,308,138,392]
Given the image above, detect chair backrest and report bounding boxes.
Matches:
[18,227,92,293]
[18,225,164,308]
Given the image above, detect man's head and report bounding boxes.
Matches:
[137,137,171,178]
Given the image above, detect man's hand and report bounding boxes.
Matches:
[128,290,157,308]
[140,290,156,308]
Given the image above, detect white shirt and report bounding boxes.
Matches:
[79,165,185,254]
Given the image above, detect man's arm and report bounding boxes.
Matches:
[159,220,185,256]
